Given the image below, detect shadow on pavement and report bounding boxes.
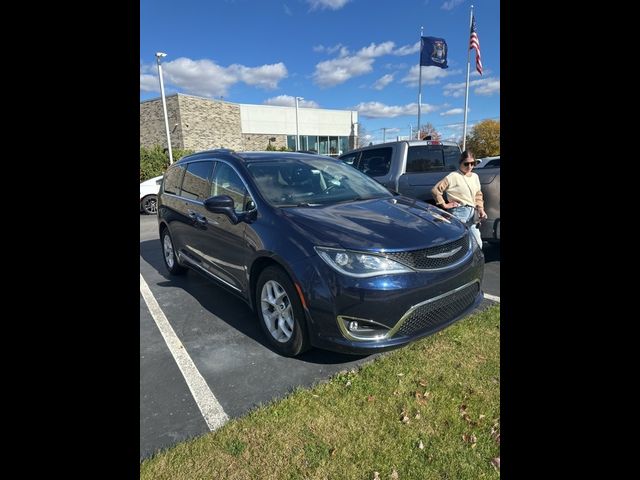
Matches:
[140,239,370,366]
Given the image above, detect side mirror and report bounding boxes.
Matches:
[204,195,257,224]
[204,195,239,224]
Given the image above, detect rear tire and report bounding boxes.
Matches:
[256,266,310,356]
[161,228,187,275]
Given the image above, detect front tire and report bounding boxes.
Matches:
[256,266,310,356]
[161,228,187,275]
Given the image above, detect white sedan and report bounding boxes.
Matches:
[140,175,163,215]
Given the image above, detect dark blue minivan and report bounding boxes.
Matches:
[157,150,484,356]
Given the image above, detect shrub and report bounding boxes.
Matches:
[140,146,194,181]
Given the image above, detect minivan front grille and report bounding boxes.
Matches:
[392,281,479,337]
[385,234,469,270]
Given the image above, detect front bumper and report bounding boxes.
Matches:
[289,243,484,355]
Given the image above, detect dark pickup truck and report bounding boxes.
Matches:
[339,140,500,243]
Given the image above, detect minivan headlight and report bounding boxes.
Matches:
[315,247,412,277]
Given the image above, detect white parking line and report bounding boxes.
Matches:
[140,273,229,432]
[483,293,500,302]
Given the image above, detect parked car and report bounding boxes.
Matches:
[475,156,500,168]
[140,175,163,215]
[339,141,500,243]
[157,150,484,356]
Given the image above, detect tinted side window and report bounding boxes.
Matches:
[180,161,214,201]
[339,152,359,166]
[163,164,186,195]
[357,148,392,176]
[406,146,444,173]
[211,163,249,214]
[443,146,462,171]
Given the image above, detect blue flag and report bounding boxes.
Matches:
[420,36,448,68]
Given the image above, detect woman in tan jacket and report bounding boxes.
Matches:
[431,150,487,248]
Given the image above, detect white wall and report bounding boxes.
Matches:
[240,104,357,136]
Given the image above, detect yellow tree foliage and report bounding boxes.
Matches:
[465,119,500,158]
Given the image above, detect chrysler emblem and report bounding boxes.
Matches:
[426,246,461,259]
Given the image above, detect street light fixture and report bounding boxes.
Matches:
[156,52,173,165]
[295,96,303,151]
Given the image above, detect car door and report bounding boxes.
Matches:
[198,161,255,293]
[177,160,215,266]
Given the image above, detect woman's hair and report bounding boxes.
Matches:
[459,150,475,164]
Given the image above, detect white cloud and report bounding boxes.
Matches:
[140,57,288,98]
[307,0,351,10]
[393,42,420,56]
[313,43,348,55]
[354,101,437,118]
[441,0,464,10]
[313,41,395,87]
[443,77,500,97]
[440,108,466,116]
[283,3,292,15]
[140,73,159,92]
[372,74,394,90]
[400,65,461,87]
[263,95,319,108]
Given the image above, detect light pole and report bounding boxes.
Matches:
[156,52,173,165]
[295,96,303,151]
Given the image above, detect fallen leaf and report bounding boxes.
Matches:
[397,373,404,376]
[373,472,381,480]
[418,379,428,387]
[491,457,500,471]
[312,394,319,398]
[393,390,399,396]
[345,381,351,387]
[418,440,424,450]
[479,414,486,420]
[330,448,336,457]
[367,395,375,402]
[414,413,421,420]
[401,416,410,424]
[391,469,399,479]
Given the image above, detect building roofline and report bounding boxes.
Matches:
[140,92,357,114]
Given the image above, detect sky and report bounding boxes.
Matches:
[140,0,499,146]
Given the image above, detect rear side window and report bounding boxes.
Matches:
[163,164,186,195]
[181,161,214,201]
[443,146,462,171]
[356,147,392,176]
[406,146,445,173]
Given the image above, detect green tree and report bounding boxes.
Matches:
[464,119,500,157]
[419,122,441,141]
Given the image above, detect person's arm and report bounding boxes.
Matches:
[432,177,450,208]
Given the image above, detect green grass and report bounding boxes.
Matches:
[141,304,500,479]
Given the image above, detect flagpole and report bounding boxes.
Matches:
[462,6,474,151]
[417,26,423,139]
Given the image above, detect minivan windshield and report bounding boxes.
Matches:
[246,157,392,207]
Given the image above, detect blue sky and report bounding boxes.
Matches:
[140,0,499,145]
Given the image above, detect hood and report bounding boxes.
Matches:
[281,196,466,251]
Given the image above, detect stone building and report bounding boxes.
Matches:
[140,93,359,157]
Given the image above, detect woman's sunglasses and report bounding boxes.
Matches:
[463,161,476,167]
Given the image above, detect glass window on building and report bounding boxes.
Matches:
[287,135,296,151]
[318,136,329,155]
[329,136,339,156]
[307,136,318,153]
[339,136,349,156]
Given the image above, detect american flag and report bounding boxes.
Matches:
[470,15,483,75]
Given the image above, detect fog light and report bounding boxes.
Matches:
[348,321,359,331]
